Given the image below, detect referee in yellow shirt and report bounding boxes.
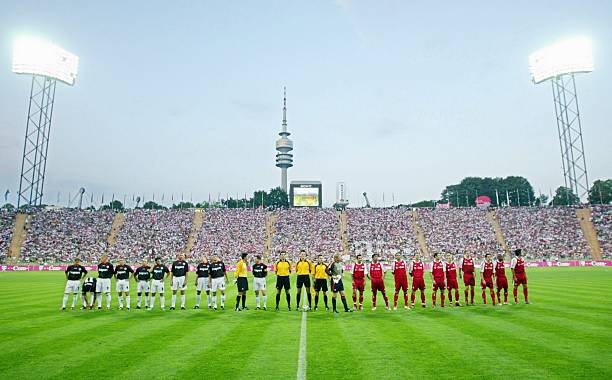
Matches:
[313,254,330,311]
[295,249,314,311]
[274,251,292,311]
[235,253,249,311]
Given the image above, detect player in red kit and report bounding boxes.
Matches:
[445,253,461,306]
[430,253,446,307]
[409,253,426,308]
[511,249,529,304]
[480,253,496,305]
[351,254,367,310]
[368,254,389,310]
[495,254,509,305]
[392,253,409,310]
[460,251,476,305]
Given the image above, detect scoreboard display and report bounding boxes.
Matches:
[290,181,322,207]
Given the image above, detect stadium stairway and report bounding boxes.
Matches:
[410,210,430,257]
[8,212,28,261]
[106,212,125,247]
[183,209,204,257]
[485,210,511,259]
[264,212,278,261]
[576,208,603,260]
[339,211,349,256]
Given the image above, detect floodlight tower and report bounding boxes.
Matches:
[529,37,593,200]
[12,37,79,207]
[275,87,293,193]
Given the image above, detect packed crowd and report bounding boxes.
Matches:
[272,208,342,260]
[591,205,612,258]
[0,210,16,261]
[498,207,590,260]
[110,209,193,262]
[191,208,266,261]
[21,209,115,263]
[346,208,418,261]
[418,208,501,258]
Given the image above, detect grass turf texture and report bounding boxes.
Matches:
[0,268,611,380]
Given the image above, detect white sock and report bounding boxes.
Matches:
[119,295,124,308]
[171,295,177,307]
[106,293,111,308]
[126,296,131,308]
[82,294,87,307]
[71,294,78,308]
[145,295,149,307]
[196,294,201,306]
[160,296,165,309]
[256,295,260,307]
[221,295,225,307]
[180,295,185,307]
[150,296,156,309]
[213,295,217,307]
[137,295,142,307]
[62,294,69,308]
[97,294,102,308]
[263,295,267,306]
[89,294,94,306]
[207,294,212,306]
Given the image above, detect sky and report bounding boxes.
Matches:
[0,0,610,207]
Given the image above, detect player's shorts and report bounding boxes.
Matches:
[331,278,344,293]
[394,277,408,292]
[253,277,266,292]
[412,277,425,291]
[171,276,186,291]
[481,278,494,289]
[82,284,94,294]
[514,274,527,286]
[196,277,210,292]
[151,279,165,293]
[352,278,365,292]
[314,278,328,292]
[96,278,111,293]
[296,275,311,288]
[496,277,508,290]
[371,278,385,292]
[432,278,445,291]
[116,279,130,292]
[463,274,475,287]
[137,280,150,293]
[446,278,459,289]
[64,280,81,293]
[211,277,226,292]
[276,276,290,290]
[237,277,248,292]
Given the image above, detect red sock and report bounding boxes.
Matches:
[411,292,415,304]
[359,292,363,306]
[372,290,377,307]
[447,290,453,303]
[441,293,445,307]
[383,295,389,307]
[523,287,528,302]
[482,290,487,304]
[352,292,357,307]
[504,291,508,303]
[490,290,496,305]
[513,288,518,303]
[455,289,459,303]
[496,290,501,304]
[403,293,408,306]
[393,292,398,307]
[464,289,468,303]
[420,292,425,304]
[470,288,475,303]
[432,292,437,306]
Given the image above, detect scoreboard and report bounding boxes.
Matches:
[290,181,322,207]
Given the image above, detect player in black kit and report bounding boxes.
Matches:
[194,257,211,309]
[170,254,189,310]
[62,258,87,311]
[81,276,97,310]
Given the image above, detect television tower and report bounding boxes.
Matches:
[275,87,293,192]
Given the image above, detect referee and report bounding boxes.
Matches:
[274,251,292,311]
[235,253,249,311]
[313,255,330,311]
[295,250,314,311]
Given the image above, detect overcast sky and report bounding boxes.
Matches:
[0,1,610,207]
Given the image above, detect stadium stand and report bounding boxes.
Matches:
[591,205,612,258]
[0,209,16,261]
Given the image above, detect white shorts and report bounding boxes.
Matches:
[151,279,165,294]
[171,276,186,291]
[211,277,225,292]
[116,279,130,293]
[137,281,150,293]
[64,280,81,293]
[253,277,266,292]
[96,278,111,293]
[196,277,210,292]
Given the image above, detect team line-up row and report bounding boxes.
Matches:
[61,249,530,313]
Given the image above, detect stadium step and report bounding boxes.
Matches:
[8,212,28,261]
[576,208,602,260]
[485,210,511,260]
[106,212,125,247]
[410,210,430,256]
[183,209,204,256]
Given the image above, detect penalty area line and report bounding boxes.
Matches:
[296,311,307,380]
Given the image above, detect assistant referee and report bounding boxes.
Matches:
[274,251,292,311]
[295,250,314,311]
[235,253,249,311]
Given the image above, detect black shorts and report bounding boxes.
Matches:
[237,277,248,292]
[314,279,328,292]
[296,275,311,289]
[331,279,345,293]
[276,276,290,290]
[82,284,94,293]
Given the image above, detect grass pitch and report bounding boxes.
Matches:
[0,267,611,379]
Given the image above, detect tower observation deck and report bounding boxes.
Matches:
[275,87,293,193]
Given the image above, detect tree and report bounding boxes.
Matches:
[143,201,165,210]
[588,179,612,205]
[172,202,194,209]
[534,194,549,206]
[440,176,535,207]
[100,200,124,211]
[267,187,289,208]
[551,186,580,206]
[409,200,437,208]
[1,203,15,211]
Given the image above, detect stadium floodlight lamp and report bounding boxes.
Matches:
[12,36,79,86]
[529,37,593,84]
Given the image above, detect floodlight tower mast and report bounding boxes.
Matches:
[275,87,294,193]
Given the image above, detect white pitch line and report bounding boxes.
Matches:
[296,311,307,380]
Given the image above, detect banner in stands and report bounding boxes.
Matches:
[1,261,612,272]
[475,195,492,209]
